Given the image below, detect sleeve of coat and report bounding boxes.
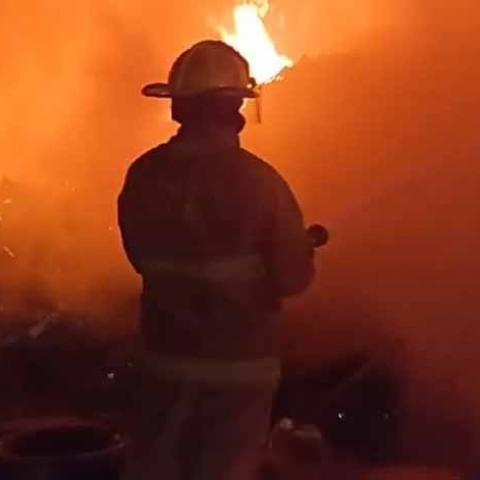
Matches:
[117,161,144,274]
[263,175,315,297]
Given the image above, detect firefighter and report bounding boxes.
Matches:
[119,40,315,480]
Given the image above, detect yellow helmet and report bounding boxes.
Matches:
[142,40,258,99]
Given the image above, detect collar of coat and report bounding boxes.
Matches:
[168,125,241,155]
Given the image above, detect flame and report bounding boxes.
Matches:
[220,1,293,85]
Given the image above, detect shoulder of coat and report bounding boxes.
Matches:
[238,148,287,183]
[127,144,169,178]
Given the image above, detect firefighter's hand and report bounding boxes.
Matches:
[306,225,329,249]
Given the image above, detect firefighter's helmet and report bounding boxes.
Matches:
[142,40,258,99]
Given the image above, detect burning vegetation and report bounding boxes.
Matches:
[219,0,293,85]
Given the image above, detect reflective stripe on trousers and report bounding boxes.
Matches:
[143,352,281,386]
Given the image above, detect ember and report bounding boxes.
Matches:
[2,246,15,259]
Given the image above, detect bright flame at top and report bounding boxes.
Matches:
[220,1,293,85]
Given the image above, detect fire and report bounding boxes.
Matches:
[219,1,293,85]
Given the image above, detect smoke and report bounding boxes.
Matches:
[259,0,412,58]
[243,0,480,471]
[0,1,160,318]
[1,0,480,470]
[0,1,478,312]
[0,0,401,319]
[0,0,478,321]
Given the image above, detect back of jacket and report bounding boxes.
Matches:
[118,129,314,360]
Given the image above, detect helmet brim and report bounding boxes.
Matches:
[141,83,259,99]
[141,83,171,98]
